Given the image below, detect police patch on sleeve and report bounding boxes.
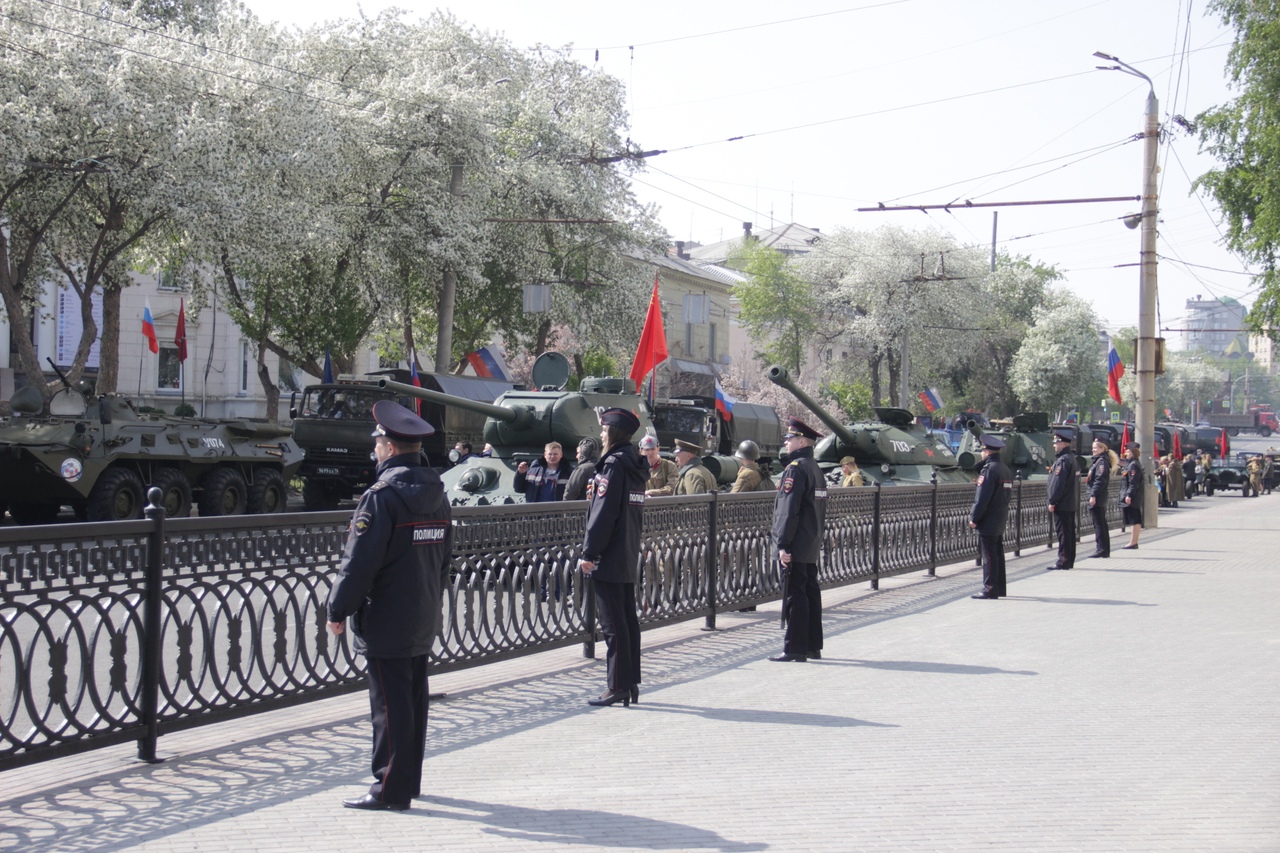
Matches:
[352,510,373,536]
[781,477,794,494]
[595,477,608,498]
[976,475,985,486]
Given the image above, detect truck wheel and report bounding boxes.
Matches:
[199,468,248,517]
[248,469,288,514]
[9,502,60,525]
[150,468,193,518]
[1227,427,1239,437]
[302,478,341,511]
[87,468,146,521]
[1261,427,1272,438]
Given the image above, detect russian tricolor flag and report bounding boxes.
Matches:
[409,350,422,416]
[714,379,735,421]
[918,387,943,413]
[142,301,159,354]
[465,346,510,381]
[1107,345,1124,404]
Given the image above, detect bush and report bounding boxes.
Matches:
[174,403,197,417]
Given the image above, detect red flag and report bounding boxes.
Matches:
[409,350,422,416]
[1217,427,1229,460]
[629,273,668,389]
[174,299,188,362]
[1120,422,1131,456]
[1172,429,1182,460]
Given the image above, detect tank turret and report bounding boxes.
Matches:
[380,353,654,505]
[955,413,1053,480]
[766,365,969,485]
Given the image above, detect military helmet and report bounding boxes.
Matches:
[735,439,760,461]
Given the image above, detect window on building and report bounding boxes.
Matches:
[239,341,250,395]
[685,322,693,355]
[158,346,182,392]
[157,263,185,292]
[708,323,717,361]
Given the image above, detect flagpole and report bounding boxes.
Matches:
[137,347,143,400]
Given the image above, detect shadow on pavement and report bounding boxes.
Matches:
[817,659,1037,676]
[1005,596,1157,606]
[633,702,896,728]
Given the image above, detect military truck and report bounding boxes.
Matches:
[650,396,782,468]
[0,377,302,524]
[289,370,514,509]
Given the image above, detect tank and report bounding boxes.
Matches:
[766,365,970,485]
[0,378,303,524]
[378,353,655,506]
[955,413,1056,480]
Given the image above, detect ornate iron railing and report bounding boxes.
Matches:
[0,475,1120,769]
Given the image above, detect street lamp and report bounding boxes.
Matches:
[1095,50,1160,528]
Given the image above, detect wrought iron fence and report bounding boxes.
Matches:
[0,475,1119,769]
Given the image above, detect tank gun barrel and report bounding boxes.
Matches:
[766,365,858,447]
[376,378,531,429]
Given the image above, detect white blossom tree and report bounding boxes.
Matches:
[1009,288,1105,416]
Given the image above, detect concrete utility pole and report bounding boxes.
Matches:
[1096,51,1160,528]
[435,163,464,374]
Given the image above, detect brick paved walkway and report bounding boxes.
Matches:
[2,492,1277,852]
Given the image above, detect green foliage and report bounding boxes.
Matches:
[728,242,817,375]
[173,403,197,417]
[822,380,874,422]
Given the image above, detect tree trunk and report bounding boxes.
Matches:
[97,278,122,394]
[868,351,883,406]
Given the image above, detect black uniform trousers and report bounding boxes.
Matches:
[782,562,823,656]
[593,579,641,691]
[1053,511,1077,568]
[366,654,428,806]
[1089,503,1109,556]
[978,535,1006,597]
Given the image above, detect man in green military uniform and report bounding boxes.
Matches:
[673,438,717,495]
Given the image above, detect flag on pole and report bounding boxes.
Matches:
[142,301,159,354]
[714,379,736,421]
[1120,421,1131,456]
[1217,427,1229,460]
[917,387,943,412]
[465,346,511,381]
[1107,345,1124,404]
[1172,429,1182,460]
[629,273,669,390]
[322,347,334,384]
[409,350,423,416]
[174,299,188,362]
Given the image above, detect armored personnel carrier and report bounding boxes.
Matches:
[378,353,654,506]
[0,376,302,524]
[766,365,969,485]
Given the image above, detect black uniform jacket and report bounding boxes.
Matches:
[1086,453,1111,501]
[1120,459,1144,504]
[771,445,828,563]
[581,443,647,583]
[1046,447,1079,512]
[514,456,574,502]
[327,453,453,658]
[970,455,1013,537]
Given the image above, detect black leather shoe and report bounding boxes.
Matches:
[971,592,999,599]
[629,685,639,705]
[1122,544,1139,550]
[769,652,807,662]
[809,650,822,660]
[343,794,409,811]
[587,689,631,707]
[1046,565,1069,570]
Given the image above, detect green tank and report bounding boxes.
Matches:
[955,413,1054,480]
[766,365,970,485]
[379,353,655,506]
[0,379,303,524]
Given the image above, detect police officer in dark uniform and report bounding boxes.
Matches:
[1046,428,1079,570]
[1085,438,1113,558]
[328,401,453,811]
[770,417,828,662]
[969,434,1013,599]
[579,408,647,707]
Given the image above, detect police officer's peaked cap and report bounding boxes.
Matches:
[600,407,640,434]
[1052,429,1074,443]
[979,434,1006,451]
[1128,441,1141,450]
[371,399,434,441]
[784,417,821,440]
[673,438,702,454]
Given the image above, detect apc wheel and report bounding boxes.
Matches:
[302,478,342,511]
[150,468,193,518]
[86,468,146,521]
[9,502,60,525]
[248,469,288,514]
[198,468,248,517]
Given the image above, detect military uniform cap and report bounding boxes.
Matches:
[839,455,858,466]
[371,399,434,440]
[673,438,701,454]
[784,417,821,440]
[979,434,1006,451]
[1052,429,1073,443]
[600,407,640,434]
[638,434,660,451]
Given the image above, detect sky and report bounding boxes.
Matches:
[245,0,1255,342]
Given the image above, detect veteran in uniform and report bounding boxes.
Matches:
[579,408,647,707]
[328,401,452,812]
[769,417,828,662]
[673,438,717,495]
[730,440,773,493]
[969,434,1013,599]
[639,434,680,496]
[1046,428,1079,571]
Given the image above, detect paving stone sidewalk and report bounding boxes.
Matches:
[2,493,1277,852]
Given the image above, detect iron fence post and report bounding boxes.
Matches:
[703,492,718,632]
[928,472,938,576]
[871,482,881,590]
[138,487,165,763]
[1014,472,1023,557]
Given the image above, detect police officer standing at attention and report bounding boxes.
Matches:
[969,434,1013,599]
[673,438,718,495]
[1085,439,1115,558]
[579,408,647,707]
[770,417,828,662]
[1046,428,1079,570]
[328,401,452,812]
